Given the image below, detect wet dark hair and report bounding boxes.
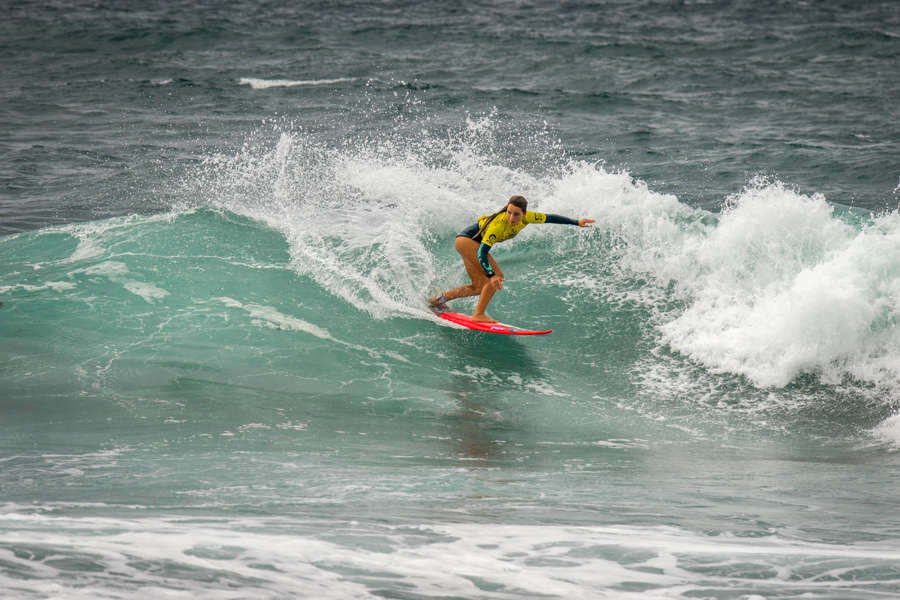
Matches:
[475,195,528,241]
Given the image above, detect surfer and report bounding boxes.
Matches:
[430,195,595,323]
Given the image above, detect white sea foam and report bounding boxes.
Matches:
[653,184,900,390]
[48,212,187,266]
[872,413,900,449]
[212,296,408,362]
[68,261,170,304]
[0,281,76,294]
[238,77,355,90]
[0,512,897,599]
[215,296,333,339]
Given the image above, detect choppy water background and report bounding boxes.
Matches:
[2,1,900,598]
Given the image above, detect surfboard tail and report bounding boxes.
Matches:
[430,307,552,336]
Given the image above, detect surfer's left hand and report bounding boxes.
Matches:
[578,219,595,227]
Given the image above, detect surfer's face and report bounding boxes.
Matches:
[506,204,525,226]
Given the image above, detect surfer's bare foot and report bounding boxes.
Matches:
[471,314,497,323]
[429,295,449,309]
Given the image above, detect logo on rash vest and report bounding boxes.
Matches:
[534,213,546,222]
[488,234,497,243]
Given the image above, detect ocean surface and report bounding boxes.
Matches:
[2,1,900,598]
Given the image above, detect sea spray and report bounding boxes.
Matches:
[186,117,568,319]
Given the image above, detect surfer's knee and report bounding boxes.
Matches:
[455,236,477,257]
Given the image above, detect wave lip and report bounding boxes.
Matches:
[238,77,355,90]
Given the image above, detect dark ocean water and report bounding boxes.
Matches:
[2,1,900,598]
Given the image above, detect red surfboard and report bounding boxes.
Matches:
[430,306,552,335]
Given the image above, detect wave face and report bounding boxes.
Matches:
[3,1,900,598]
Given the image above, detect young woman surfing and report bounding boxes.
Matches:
[429,195,595,323]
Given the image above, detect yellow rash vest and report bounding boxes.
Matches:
[458,211,580,277]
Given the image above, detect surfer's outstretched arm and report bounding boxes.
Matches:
[542,214,595,228]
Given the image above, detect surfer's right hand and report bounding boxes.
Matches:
[491,275,504,291]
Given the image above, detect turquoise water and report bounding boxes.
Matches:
[3,1,900,598]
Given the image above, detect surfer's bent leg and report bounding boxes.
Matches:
[456,237,503,323]
[430,237,503,306]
